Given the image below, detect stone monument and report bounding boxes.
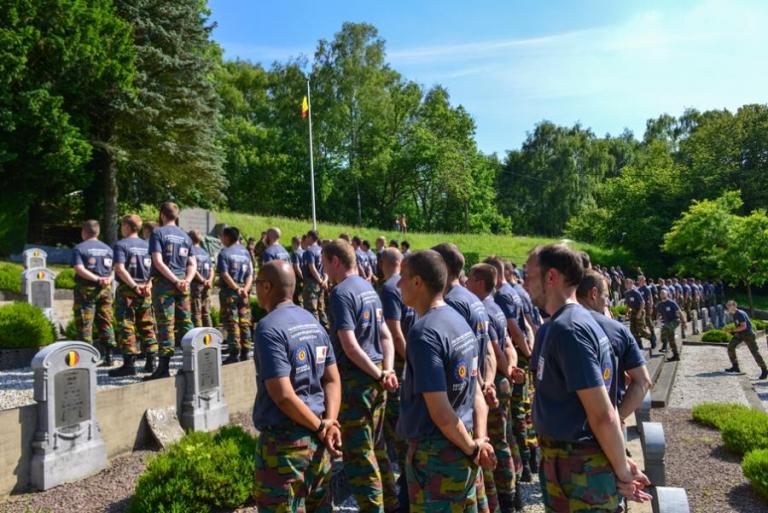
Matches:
[23,248,48,270]
[22,268,56,322]
[180,327,229,432]
[178,208,216,236]
[30,341,107,490]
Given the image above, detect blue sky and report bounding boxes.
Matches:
[208,0,768,155]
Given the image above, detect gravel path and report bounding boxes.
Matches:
[669,342,768,410]
[653,408,766,513]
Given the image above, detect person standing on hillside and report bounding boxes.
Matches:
[218,226,254,364]
[399,214,408,234]
[145,202,197,380]
[189,230,214,328]
[72,219,116,366]
[724,301,768,380]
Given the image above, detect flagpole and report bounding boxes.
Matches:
[307,79,317,231]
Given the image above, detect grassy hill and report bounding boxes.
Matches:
[207,210,629,266]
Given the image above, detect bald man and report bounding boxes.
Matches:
[261,227,290,264]
[252,261,342,512]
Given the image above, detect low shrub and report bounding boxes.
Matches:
[0,302,56,349]
[721,410,768,455]
[753,319,768,331]
[54,268,76,289]
[128,427,255,513]
[610,304,628,318]
[692,402,753,430]
[0,262,23,294]
[210,306,220,327]
[63,318,78,341]
[249,297,267,323]
[701,329,731,343]
[743,448,768,499]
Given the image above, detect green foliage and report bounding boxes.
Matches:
[692,402,753,430]
[0,262,23,293]
[754,319,768,331]
[210,306,220,327]
[249,297,267,323]
[0,302,56,349]
[743,448,768,499]
[464,252,480,272]
[129,427,255,513]
[63,318,78,341]
[610,304,629,319]
[701,329,731,343]
[722,410,768,455]
[54,268,75,289]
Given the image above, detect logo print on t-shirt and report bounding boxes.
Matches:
[88,257,96,266]
[363,310,370,321]
[316,346,327,365]
[294,345,308,364]
[454,360,468,381]
[603,367,612,383]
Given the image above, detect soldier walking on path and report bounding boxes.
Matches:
[110,215,157,376]
[624,277,656,350]
[145,202,197,380]
[252,260,342,513]
[656,289,685,361]
[72,219,116,366]
[724,301,768,380]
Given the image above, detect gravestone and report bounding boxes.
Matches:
[700,308,710,332]
[715,305,725,329]
[690,308,700,335]
[180,327,229,431]
[652,487,691,513]
[178,208,216,236]
[145,407,185,449]
[21,268,56,322]
[30,341,107,490]
[23,248,47,270]
[641,421,666,486]
[708,306,717,329]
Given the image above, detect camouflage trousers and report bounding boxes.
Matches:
[728,331,767,370]
[629,309,652,347]
[660,321,679,355]
[302,280,328,329]
[151,277,193,356]
[383,360,409,510]
[190,281,212,328]
[338,365,397,512]
[406,434,479,513]
[254,424,332,513]
[510,372,533,466]
[219,287,252,351]
[115,283,157,355]
[484,376,517,513]
[539,438,620,513]
[74,283,115,347]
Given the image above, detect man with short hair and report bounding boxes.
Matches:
[218,226,254,364]
[375,236,386,280]
[302,230,328,328]
[252,260,342,512]
[290,235,305,304]
[323,239,398,512]
[724,301,768,379]
[261,227,291,264]
[189,230,214,328]
[400,240,411,257]
[352,236,372,282]
[363,240,378,285]
[73,219,116,366]
[398,250,496,512]
[526,245,651,511]
[577,270,652,419]
[656,288,685,360]
[624,278,654,350]
[110,215,157,376]
[467,263,522,513]
[145,202,196,380]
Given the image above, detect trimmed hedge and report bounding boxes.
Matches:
[0,302,56,349]
[0,262,23,294]
[54,268,75,289]
[722,412,768,455]
[129,426,255,513]
[610,304,628,318]
[754,319,768,331]
[701,329,731,343]
[692,402,753,430]
[743,449,768,499]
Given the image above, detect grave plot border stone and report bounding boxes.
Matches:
[30,341,107,490]
[180,327,229,432]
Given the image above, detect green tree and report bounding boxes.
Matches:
[721,210,768,314]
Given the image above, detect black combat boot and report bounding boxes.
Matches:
[759,368,768,380]
[239,347,250,362]
[529,446,539,474]
[108,354,136,377]
[724,365,740,373]
[498,491,515,513]
[98,345,114,367]
[144,353,156,373]
[512,481,524,511]
[143,355,171,380]
[223,348,240,365]
[520,464,532,483]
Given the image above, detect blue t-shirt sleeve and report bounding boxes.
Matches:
[255,327,291,380]
[411,328,447,394]
[619,325,645,370]
[381,287,402,321]
[114,243,126,265]
[323,330,337,366]
[330,289,357,331]
[148,231,162,254]
[496,294,518,321]
[735,311,746,326]
[555,325,605,393]
[487,319,499,344]
[72,247,84,267]
[217,252,229,275]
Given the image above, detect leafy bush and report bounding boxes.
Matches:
[54,268,76,289]
[721,410,768,455]
[610,304,629,318]
[753,319,768,331]
[701,329,731,343]
[743,448,768,499]
[129,427,255,513]
[63,318,78,340]
[210,306,220,327]
[249,297,267,323]
[0,262,23,294]
[463,252,480,272]
[692,402,753,430]
[0,302,56,349]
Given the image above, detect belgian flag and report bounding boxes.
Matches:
[65,351,80,367]
[301,96,309,119]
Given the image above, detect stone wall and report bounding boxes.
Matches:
[0,360,256,495]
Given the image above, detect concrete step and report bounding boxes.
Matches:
[651,360,679,408]
[647,353,667,385]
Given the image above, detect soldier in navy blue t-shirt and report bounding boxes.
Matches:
[624,278,655,350]
[261,227,291,264]
[252,260,342,511]
[398,250,496,511]
[145,202,197,380]
[189,230,214,328]
[724,301,768,379]
[72,219,116,365]
[526,244,650,511]
[109,215,157,377]
[217,226,254,363]
[656,289,685,359]
[352,236,372,282]
[322,239,398,511]
[301,230,328,328]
